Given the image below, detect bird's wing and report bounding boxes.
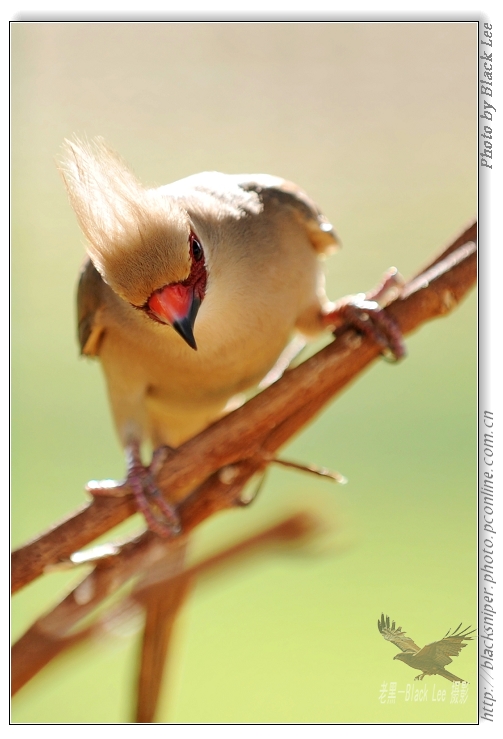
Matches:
[238,175,340,255]
[415,624,476,668]
[77,258,107,356]
[378,613,421,653]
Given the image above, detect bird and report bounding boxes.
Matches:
[378,613,475,682]
[60,137,404,536]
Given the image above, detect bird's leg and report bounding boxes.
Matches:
[125,442,181,537]
[86,442,180,538]
[415,673,426,681]
[321,267,406,361]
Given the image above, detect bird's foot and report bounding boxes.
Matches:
[414,674,426,681]
[322,267,406,361]
[86,445,180,538]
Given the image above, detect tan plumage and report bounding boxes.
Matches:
[62,138,339,450]
[378,614,475,682]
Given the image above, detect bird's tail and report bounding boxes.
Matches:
[438,669,465,683]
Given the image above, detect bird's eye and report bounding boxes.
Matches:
[190,233,203,262]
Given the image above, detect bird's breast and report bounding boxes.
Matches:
[98,222,322,446]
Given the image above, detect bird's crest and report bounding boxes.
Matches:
[59,137,191,305]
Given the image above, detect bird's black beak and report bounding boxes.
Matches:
[148,285,201,351]
[172,295,201,351]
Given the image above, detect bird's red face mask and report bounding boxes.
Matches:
[145,232,207,350]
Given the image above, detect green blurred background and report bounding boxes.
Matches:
[11,22,477,723]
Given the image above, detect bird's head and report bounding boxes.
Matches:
[141,227,207,350]
[60,137,207,349]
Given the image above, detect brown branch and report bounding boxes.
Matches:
[11,512,321,697]
[10,625,95,698]
[133,541,190,724]
[131,510,320,722]
[11,221,477,594]
[134,575,192,724]
[11,531,169,696]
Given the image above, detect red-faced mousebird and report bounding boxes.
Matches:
[60,137,404,536]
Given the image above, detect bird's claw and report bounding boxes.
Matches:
[86,455,181,538]
[129,475,181,538]
[323,267,406,361]
[339,298,405,362]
